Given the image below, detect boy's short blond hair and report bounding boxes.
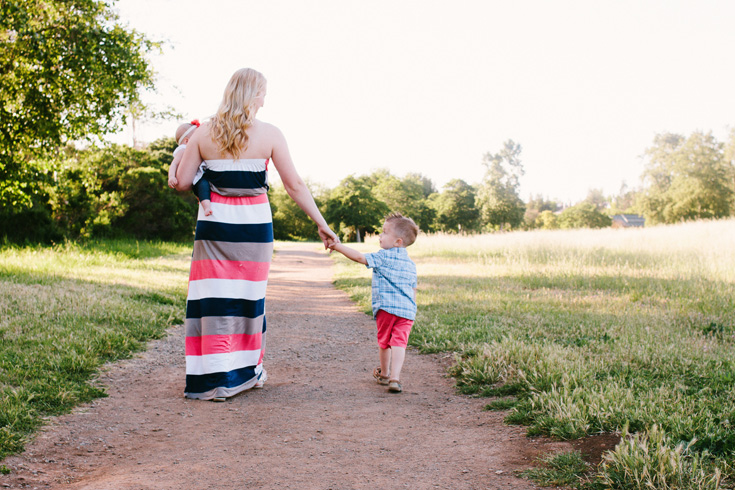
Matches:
[385,212,419,246]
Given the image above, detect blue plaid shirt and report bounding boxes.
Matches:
[364,247,417,320]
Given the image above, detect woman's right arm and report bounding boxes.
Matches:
[269,125,338,247]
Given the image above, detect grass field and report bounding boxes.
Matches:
[331,219,735,489]
[0,240,191,459]
[1,222,733,489]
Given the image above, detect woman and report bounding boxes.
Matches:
[175,68,338,401]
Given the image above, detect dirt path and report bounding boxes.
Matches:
[2,243,558,490]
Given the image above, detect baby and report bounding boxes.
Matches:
[168,120,212,216]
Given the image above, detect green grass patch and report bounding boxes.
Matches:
[331,219,735,488]
[484,398,517,411]
[0,239,191,459]
[522,450,589,487]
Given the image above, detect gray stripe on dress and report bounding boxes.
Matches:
[210,185,268,197]
[186,315,264,337]
[193,240,273,263]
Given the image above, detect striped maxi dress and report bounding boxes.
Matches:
[184,158,273,400]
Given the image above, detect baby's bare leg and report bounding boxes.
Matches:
[201,199,213,216]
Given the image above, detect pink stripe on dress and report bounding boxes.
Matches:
[186,333,262,356]
[189,260,270,282]
[210,193,269,206]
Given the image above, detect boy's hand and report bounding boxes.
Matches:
[168,177,178,188]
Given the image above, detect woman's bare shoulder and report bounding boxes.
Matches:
[193,123,221,159]
[252,119,284,139]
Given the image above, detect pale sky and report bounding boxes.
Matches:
[112,0,735,203]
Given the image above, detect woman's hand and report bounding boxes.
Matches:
[318,225,339,249]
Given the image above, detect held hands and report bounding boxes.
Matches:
[326,239,341,252]
[318,226,340,250]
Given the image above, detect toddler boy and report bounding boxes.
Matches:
[329,213,419,393]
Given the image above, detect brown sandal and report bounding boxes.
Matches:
[388,379,402,393]
[373,367,390,385]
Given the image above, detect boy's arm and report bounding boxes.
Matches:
[330,243,367,265]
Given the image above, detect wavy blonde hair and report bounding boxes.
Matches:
[210,68,267,157]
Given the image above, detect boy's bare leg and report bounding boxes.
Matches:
[379,346,391,378]
[201,199,213,216]
[389,346,406,381]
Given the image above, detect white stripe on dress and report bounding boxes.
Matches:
[197,201,272,225]
[185,349,262,375]
[187,278,268,301]
[203,159,267,172]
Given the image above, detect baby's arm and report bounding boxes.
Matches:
[168,152,183,188]
[330,243,367,265]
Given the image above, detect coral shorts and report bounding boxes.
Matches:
[376,310,414,349]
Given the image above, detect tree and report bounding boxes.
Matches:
[524,194,558,229]
[325,175,388,241]
[537,210,559,230]
[367,169,435,232]
[476,140,526,230]
[0,0,156,233]
[636,131,735,224]
[558,202,612,229]
[269,183,322,241]
[59,141,196,240]
[429,179,479,232]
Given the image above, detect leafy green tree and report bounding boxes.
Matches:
[405,172,436,199]
[476,140,526,230]
[523,194,558,229]
[429,179,479,232]
[636,131,735,224]
[65,142,196,240]
[366,170,435,232]
[558,202,612,229]
[269,183,322,241]
[537,210,559,230]
[1,0,156,240]
[325,175,388,241]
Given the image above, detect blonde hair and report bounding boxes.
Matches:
[210,68,267,157]
[385,212,419,246]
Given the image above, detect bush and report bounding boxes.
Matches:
[3,140,198,243]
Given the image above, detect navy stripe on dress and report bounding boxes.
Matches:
[185,366,261,393]
[194,222,274,243]
[186,297,265,319]
[204,169,268,191]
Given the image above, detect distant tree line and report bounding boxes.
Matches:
[3,129,733,244]
[2,0,734,242]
